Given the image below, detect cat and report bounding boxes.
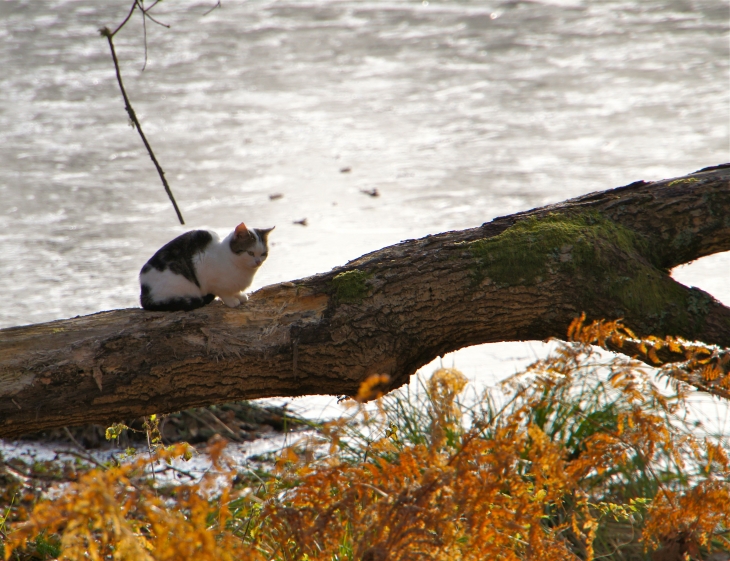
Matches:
[140,223,274,311]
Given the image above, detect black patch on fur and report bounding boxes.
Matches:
[141,284,215,311]
[141,230,213,287]
[230,228,257,254]
[255,227,274,245]
[230,227,274,254]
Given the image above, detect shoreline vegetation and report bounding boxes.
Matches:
[2,319,728,560]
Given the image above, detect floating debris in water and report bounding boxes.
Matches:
[269,193,284,200]
[339,167,351,173]
[293,218,308,226]
[360,188,379,197]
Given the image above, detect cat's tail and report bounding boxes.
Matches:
[140,286,215,312]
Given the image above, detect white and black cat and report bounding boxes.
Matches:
[140,223,274,311]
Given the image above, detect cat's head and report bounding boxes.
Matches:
[230,223,274,268]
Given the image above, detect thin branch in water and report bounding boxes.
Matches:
[139,0,148,71]
[111,0,138,37]
[99,26,185,224]
[139,5,171,29]
[132,0,169,72]
[204,1,222,16]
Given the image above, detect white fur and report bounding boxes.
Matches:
[141,268,201,303]
[140,229,269,307]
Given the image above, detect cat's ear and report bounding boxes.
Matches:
[234,223,250,239]
[256,226,275,242]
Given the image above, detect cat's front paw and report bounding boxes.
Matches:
[220,295,241,308]
[237,292,249,302]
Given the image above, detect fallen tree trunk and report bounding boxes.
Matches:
[2,165,730,437]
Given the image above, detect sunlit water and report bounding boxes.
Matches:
[0,0,728,434]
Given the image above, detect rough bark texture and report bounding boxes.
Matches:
[1,165,729,438]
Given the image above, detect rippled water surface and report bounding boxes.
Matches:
[0,0,728,395]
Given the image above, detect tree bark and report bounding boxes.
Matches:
[2,165,729,438]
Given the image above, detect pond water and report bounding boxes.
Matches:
[0,0,728,424]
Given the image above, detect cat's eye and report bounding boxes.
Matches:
[262,253,268,257]
[247,251,255,256]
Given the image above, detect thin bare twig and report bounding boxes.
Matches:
[183,409,244,443]
[99,23,185,224]
[59,449,109,471]
[139,0,148,70]
[62,426,88,451]
[113,0,168,40]
[111,1,138,36]
[151,462,198,480]
[138,2,170,29]
[204,1,222,16]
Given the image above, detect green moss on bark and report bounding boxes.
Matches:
[469,212,708,335]
[331,270,372,303]
[469,213,648,286]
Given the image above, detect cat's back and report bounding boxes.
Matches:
[142,230,217,279]
[140,230,219,311]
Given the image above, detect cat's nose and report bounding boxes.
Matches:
[255,259,262,266]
